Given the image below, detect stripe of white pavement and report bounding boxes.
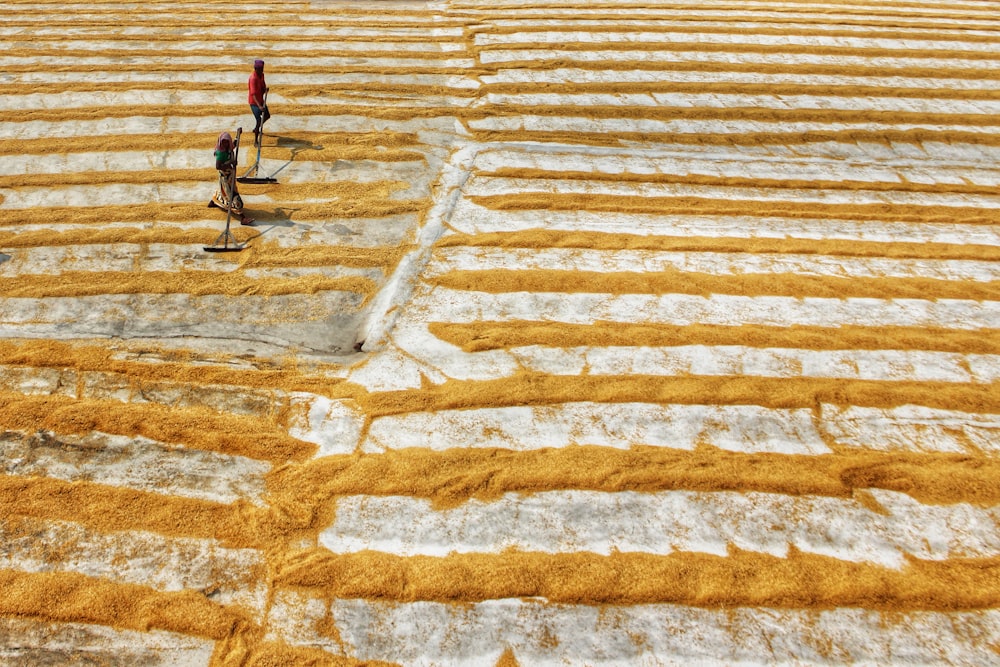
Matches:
[18,26,468,38]
[464,175,1000,210]
[0,292,366,354]
[483,92,1000,116]
[0,90,226,112]
[0,219,269,237]
[380,319,1000,387]
[473,30,1000,53]
[481,67,1000,91]
[472,141,1000,171]
[472,147,1000,187]
[367,402,1000,456]
[471,7,1000,22]
[0,182,222,209]
[320,489,1000,567]
[425,246,1000,283]
[467,115,1000,137]
[0,114,459,141]
[1,25,463,42]
[824,404,1000,454]
[0,618,215,666]
[666,344,982,386]
[0,245,381,280]
[0,517,266,611]
[508,345,1000,384]
[0,430,271,506]
[267,595,1000,666]
[382,319,520,383]
[478,49,1000,70]
[286,392,364,458]
[362,402,828,454]
[285,93,474,107]
[0,150,207,176]
[2,178,431,209]
[402,288,1000,330]
[445,200,1000,247]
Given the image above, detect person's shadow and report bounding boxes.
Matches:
[250,135,322,182]
[273,135,322,157]
[239,206,300,243]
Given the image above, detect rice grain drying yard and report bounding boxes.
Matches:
[2,0,1000,664]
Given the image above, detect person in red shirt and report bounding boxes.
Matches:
[248,59,269,139]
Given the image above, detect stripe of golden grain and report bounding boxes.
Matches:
[13,104,465,123]
[240,242,414,271]
[0,569,387,665]
[0,227,224,248]
[268,446,1000,509]
[6,158,420,187]
[0,233,412,272]
[0,131,426,161]
[0,340,348,395]
[429,268,1000,301]
[272,547,1000,610]
[467,193,1000,224]
[0,569,250,640]
[6,19,466,31]
[3,170,221,189]
[468,128,1000,148]
[357,372,1000,415]
[469,15,1000,32]
[457,1,1000,16]
[437,230,1000,262]
[428,321,1000,355]
[0,199,427,228]
[0,476,275,548]
[476,105,1000,127]
[0,391,316,463]
[0,271,376,300]
[6,183,417,210]
[478,61,1000,80]
[474,167,1000,196]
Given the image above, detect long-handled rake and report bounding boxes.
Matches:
[238,90,278,185]
[204,128,246,253]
